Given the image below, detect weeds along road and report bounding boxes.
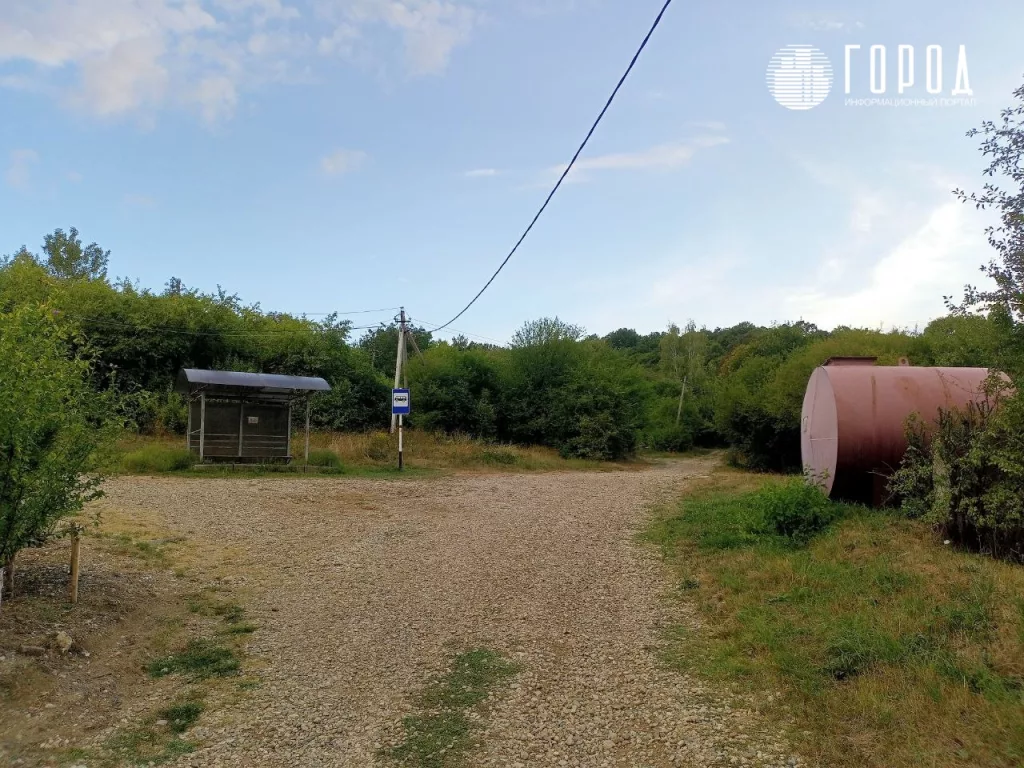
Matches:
[103,458,792,768]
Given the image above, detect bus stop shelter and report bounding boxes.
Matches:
[175,369,331,463]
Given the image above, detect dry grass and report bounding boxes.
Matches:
[647,468,1024,768]
[310,430,642,472]
[107,431,649,475]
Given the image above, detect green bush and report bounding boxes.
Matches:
[892,390,1024,562]
[306,449,343,470]
[157,393,189,434]
[754,479,837,544]
[121,445,194,473]
[0,306,119,567]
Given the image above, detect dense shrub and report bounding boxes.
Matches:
[891,391,1024,561]
[0,306,119,571]
[754,478,837,543]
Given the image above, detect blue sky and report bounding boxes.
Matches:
[2,0,1023,344]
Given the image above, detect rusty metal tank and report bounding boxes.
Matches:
[800,359,993,504]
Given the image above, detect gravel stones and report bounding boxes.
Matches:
[100,460,794,767]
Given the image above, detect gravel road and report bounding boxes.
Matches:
[101,460,793,768]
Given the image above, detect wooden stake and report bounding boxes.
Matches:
[69,536,81,605]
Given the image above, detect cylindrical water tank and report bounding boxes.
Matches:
[800,362,994,504]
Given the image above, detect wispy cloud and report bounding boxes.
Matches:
[316,0,480,76]
[0,0,481,125]
[786,200,983,329]
[688,120,726,131]
[783,163,990,330]
[5,149,38,189]
[552,135,729,180]
[464,168,499,178]
[792,17,865,32]
[320,149,368,176]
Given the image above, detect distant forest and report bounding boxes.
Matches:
[0,227,1011,466]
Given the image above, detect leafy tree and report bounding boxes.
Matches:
[0,306,119,600]
[359,323,433,377]
[510,316,584,347]
[660,321,708,426]
[951,80,1024,375]
[409,344,502,437]
[42,227,110,281]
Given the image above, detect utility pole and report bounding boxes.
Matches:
[391,307,407,434]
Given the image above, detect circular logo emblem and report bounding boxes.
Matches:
[766,44,833,110]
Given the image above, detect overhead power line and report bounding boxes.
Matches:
[431,0,675,332]
[294,307,401,316]
[417,319,507,347]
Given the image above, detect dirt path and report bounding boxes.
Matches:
[102,459,792,768]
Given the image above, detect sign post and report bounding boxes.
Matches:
[391,388,411,470]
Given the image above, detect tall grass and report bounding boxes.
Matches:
[647,470,1024,768]
[104,430,648,476]
[119,445,194,473]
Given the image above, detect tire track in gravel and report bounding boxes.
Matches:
[101,459,795,768]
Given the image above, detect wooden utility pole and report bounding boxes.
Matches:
[390,308,407,434]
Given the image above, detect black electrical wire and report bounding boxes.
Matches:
[432,0,675,332]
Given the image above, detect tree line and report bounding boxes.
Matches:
[0,234,1010,466]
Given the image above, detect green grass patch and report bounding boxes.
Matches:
[157,700,204,734]
[382,648,519,767]
[306,448,344,470]
[479,448,521,466]
[648,470,1024,768]
[119,444,195,473]
[147,639,240,680]
[645,476,850,554]
[103,726,196,766]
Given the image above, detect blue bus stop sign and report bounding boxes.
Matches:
[392,388,411,415]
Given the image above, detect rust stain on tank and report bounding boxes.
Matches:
[801,365,997,505]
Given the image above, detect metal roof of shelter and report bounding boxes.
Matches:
[175,369,331,396]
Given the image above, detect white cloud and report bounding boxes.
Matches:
[785,199,987,330]
[213,0,300,24]
[67,170,83,183]
[316,0,479,75]
[688,120,726,131]
[0,0,480,125]
[192,73,240,124]
[5,148,38,189]
[320,149,368,175]
[552,135,729,179]
[464,168,498,178]
[74,37,171,116]
[848,192,885,234]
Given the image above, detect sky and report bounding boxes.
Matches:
[2,0,1024,345]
